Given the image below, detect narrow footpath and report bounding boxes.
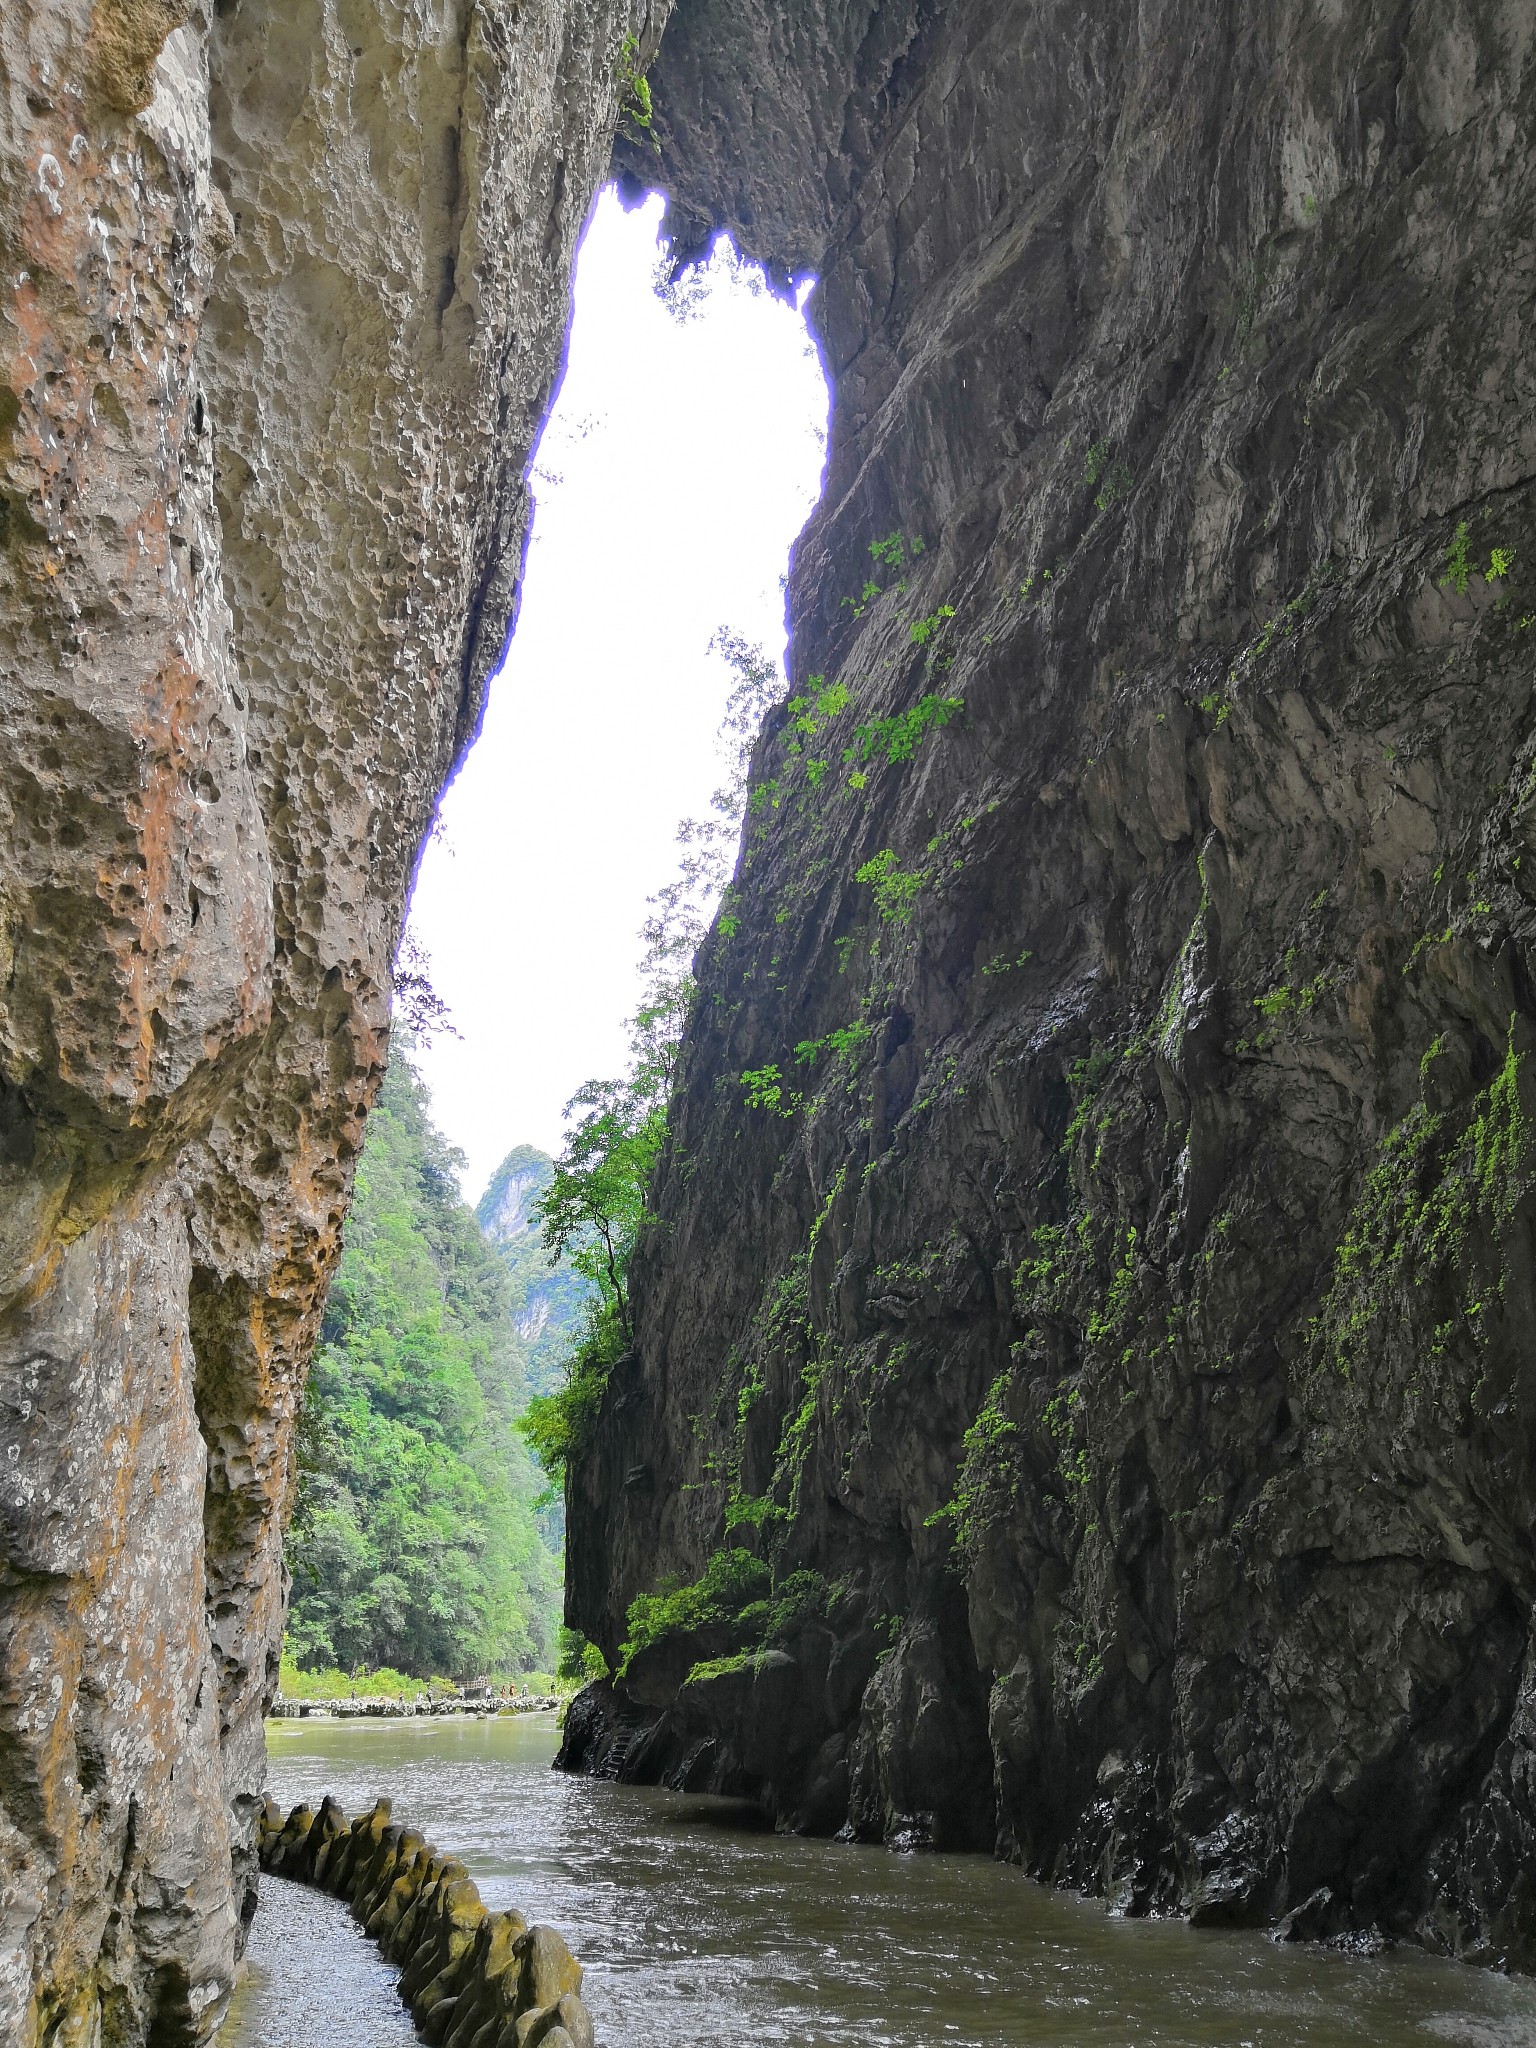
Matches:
[223,1872,416,2048]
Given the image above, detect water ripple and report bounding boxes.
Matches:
[221,1714,1536,2048]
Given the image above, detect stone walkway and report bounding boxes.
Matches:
[220,1873,416,2047]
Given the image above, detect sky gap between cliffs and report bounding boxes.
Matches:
[408,188,829,1194]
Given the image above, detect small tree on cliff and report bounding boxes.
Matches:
[517,1046,669,1480]
[518,632,780,1481]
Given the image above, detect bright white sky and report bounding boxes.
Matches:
[407,189,829,1199]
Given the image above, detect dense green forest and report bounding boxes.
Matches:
[285,1049,572,1681]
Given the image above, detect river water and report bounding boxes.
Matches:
[224,1712,1536,2048]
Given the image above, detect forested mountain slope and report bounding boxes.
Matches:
[287,1054,560,1680]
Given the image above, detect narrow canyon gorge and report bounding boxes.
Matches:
[1,1,1534,2042]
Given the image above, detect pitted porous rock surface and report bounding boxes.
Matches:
[566,0,1536,1968]
[0,1,665,2040]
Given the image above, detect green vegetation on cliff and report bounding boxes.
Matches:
[618,1548,835,1680]
[286,1048,560,1680]
[516,958,681,1476]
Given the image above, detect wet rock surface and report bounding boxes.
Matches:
[0,1,666,2040]
[567,0,1536,1967]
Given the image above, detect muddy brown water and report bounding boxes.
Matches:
[223,1712,1536,2047]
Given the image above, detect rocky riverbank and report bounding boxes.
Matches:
[269,1695,564,1721]
[258,1794,593,2048]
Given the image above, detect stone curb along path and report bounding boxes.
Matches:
[258,1796,595,2048]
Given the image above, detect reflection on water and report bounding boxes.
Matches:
[225,1713,1536,2048]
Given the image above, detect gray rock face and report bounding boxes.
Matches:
[568,0,1536,1964]
[0,2,662,2039]
[480,1146,556,1245]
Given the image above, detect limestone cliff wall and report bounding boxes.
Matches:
[0,3,663,2041]
[569,0,1536,1964]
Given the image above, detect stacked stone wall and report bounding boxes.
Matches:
[258,1798,594,2048]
